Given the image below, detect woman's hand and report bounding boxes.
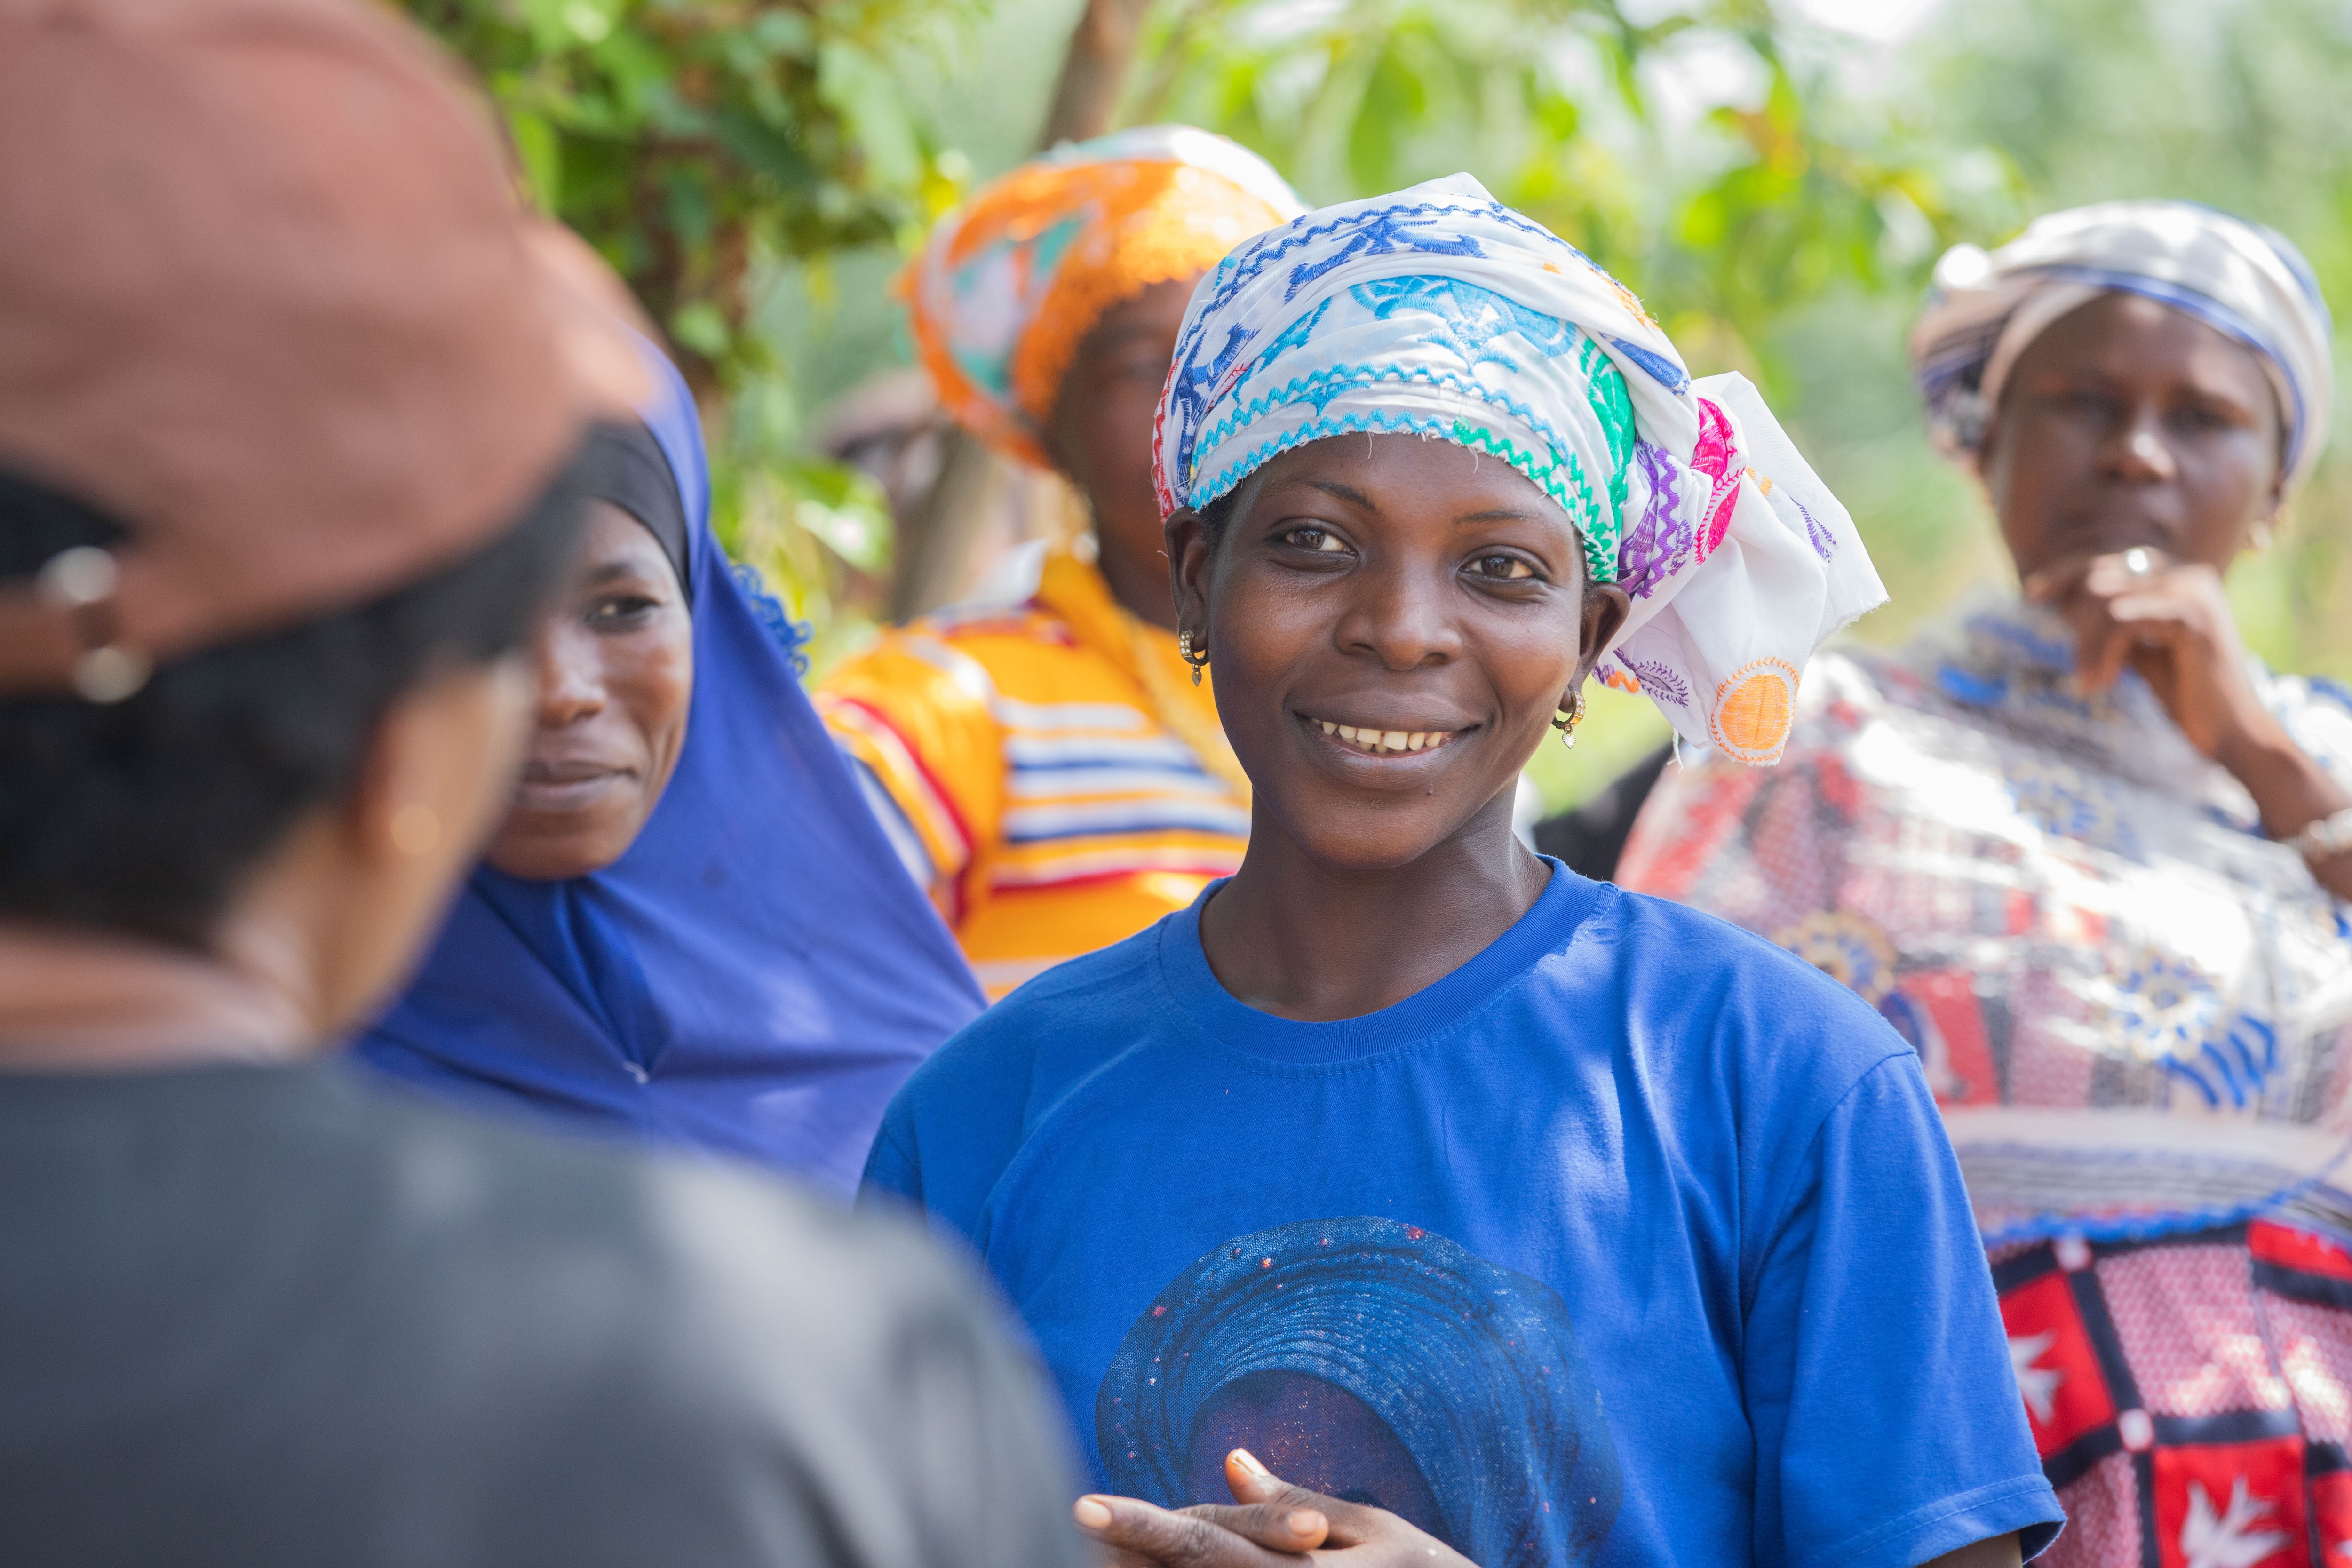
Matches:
[2025,547,2274,760]
[2025,547,2352,898]
[1073,1449,1475,1568]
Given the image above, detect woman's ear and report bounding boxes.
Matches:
[1574,581,1632,685]
[1165,506,1214,633]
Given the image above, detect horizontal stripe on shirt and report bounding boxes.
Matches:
[1004,733,1210,770]
[1001,798,1254,843]
[991,696,1153,734]
[988,843,1246,889]
[1006,765,1235,801]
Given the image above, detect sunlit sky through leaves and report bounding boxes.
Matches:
[1787,0,1949,44]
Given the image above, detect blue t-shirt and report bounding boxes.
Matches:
[864,864,2062,1568]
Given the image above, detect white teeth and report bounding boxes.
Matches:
[1313,718,1456,754]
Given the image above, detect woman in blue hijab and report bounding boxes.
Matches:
[360,346,983,1197]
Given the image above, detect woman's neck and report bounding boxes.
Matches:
[1197,793,1550,1022]
[0,920,313,1072]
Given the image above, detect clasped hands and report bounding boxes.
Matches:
[2023,545,2274,762]
[1074,1448,1474,1568]
[2024,545,2352,895]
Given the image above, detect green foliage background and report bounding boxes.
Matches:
[412,0,2352,812]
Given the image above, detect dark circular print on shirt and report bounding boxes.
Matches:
[1095,1216,1623,1568]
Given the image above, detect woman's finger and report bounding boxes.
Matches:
[2049,586,2131,694]
[1073,1494,1311,1568]
[1178,1500,1331,1552]
[2020,553,2100,604]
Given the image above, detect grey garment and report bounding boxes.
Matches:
[0,1060,1088,1568]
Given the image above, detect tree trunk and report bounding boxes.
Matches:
[890,428,1006,622]
[1038,0,1156,149]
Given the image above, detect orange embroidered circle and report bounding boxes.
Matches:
[1709,660,1798,763]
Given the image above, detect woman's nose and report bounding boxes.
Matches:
[1338,561,1462,670]
[532,620,606,726]
[2106,409,2178,483]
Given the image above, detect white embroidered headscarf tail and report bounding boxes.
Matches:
[1910,200,2334,489]
[1152,173,1887,766]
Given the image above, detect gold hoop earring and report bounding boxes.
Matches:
[1549,696,1583,748]
[1178,629,1210,687]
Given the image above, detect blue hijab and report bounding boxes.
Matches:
[359,347,983,1198]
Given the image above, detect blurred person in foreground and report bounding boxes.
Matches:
[819,128,1303,999]
[0,2,1083,1563]
[1619,202,2352,1562]
[867,174,2060,1568]
[358,345,982,1198]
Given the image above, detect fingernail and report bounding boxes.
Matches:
[1230,1448,1270,1478]
[1074,1497,1114,1531]
[1287,1510,1326,1536]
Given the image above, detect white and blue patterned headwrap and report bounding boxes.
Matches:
[1152,173,1887,765]
[1911,201,2334,490]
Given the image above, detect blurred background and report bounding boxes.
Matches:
[405,0,2352,811]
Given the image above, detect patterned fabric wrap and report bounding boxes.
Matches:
[1618,595,2352,1246]
[1996,1221,2352,1568]
[1911,201,2335,488]
[907,125,1303,468]
[1152,173,1887,766]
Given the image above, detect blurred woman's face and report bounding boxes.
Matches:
[1049,275,1200,629]
[484,501,693,881]
[1982,291,2284,581]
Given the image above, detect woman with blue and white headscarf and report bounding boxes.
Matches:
[1624,201,2352,1566]
[866,175,2062,1568]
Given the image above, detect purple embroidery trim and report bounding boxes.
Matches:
[1614,441,1690,600]
[1791,497,1835,563]
[1631,660,1691,708]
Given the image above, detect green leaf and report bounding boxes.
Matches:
[817,40,924,192]
[670,301,731,360]
[504,105,563,212]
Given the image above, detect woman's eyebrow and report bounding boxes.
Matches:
[1297,477,1375,509]
[1452,508,1551,525]
[583,555,664,587]
[1090,321,1167,348]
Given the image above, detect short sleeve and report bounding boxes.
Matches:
[1743,1051,2065,1568]
[860,1112,923,1211]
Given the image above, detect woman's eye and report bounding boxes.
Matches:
[1469,554,1536,581]
[588,594,660,625]
[1282,526,1348,554]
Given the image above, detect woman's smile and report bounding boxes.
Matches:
[511,755,639,813]
[1297,711,1474,758]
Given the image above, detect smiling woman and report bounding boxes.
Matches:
[486,437,694,881]
[862,175,2061,1568]
[358,346,982,1195]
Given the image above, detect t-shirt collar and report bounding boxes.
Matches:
[1155,859,1607,1065]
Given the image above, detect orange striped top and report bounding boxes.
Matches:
[817,550,1248,999]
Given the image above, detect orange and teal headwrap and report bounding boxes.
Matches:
[904,125,1303,468]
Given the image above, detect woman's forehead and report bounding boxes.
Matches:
[1241,432,1577,527]
[580,499,683,583]
[2022,292,2276,401]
